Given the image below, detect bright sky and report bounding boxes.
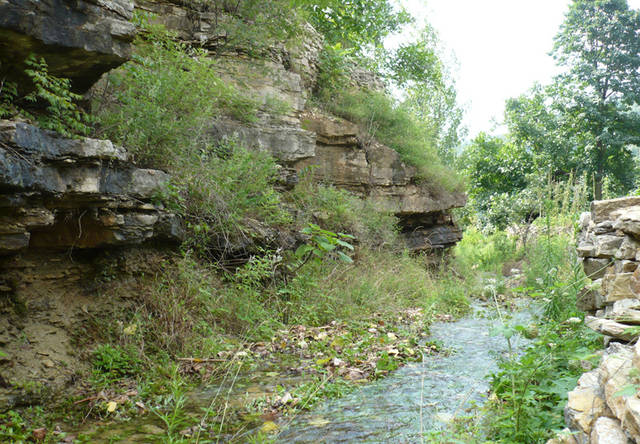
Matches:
[392,0,640,140]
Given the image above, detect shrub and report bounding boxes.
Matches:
[287,169,399,249]
[163,144,292,256]
[0,55,91,137]
[93,16,259,168]
[92,344,141,384]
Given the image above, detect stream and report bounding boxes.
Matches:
[79,301,537,443]
[276,301,537,443]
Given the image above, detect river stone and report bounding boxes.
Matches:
[590,417,627,444]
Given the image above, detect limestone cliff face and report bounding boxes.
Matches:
[0,120,183,255]
[0,0,466,409]
[0,0,467,262]
[0,0,136,92]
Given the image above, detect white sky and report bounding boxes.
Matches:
[391,0,640,140]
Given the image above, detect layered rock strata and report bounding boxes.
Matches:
[131,0,466,252]
[0,120,183,255]
[0,0,136,91]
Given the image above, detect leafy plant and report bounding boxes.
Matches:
[92,344,142,384]
[23,55,91,137]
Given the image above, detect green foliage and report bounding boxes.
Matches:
[0,55,90,137]
[300,0,412,50]
[320,89,462,190]
[22,55,91,137]
[92,344,142,384]
[0,410,30,443]
[288,169,400,248]
[0,78,18,119]
[454,228,520,275]
[487,320,599,443]
[93,16,259,168]
[162,144,291,255]
[551,0,640,199]
[295,223,355,264]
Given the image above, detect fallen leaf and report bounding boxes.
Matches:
[260,421,279,433]
[32,428,47,442]
[106,401,117,413]
[308,417,330,427]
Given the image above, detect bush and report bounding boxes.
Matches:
[92,344,141,384]
[93,16,259,168]
[0,55,91,137]
[163,144,292,256]
[287,169,399,249]
[454,228,520,275]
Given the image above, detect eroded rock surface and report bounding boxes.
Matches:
[551,196,640,443]
[0,120,183,254]
[0,0,135,91]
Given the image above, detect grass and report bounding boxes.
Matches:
[315,88,464,192]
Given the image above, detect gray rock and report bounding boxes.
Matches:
[583,258,612,280]
[0,0,135,92]
[0,120,182,253]
[592,197,640,223]
[590,417,627,444]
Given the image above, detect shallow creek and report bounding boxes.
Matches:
[275,302,536,443]
[82,301,537,443]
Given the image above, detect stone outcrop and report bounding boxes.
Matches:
[0,120,183,255]
[129,0,466,252]
[551,197,640,443]
[0,0,136,92]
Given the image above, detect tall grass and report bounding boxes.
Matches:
[316,89,463,192]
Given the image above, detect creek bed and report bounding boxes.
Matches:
[276,301,536,443]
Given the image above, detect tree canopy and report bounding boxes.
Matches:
[552,0,640,198]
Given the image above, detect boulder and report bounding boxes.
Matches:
[583,258,612,280]
[564,370,609,435]
[590,417,627,444]
[593,235,624,259]
[613,206,640,239]
[586,317,637,341]
[0,0,135,92]
[602,272,636,303]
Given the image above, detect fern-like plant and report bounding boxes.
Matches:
[23,54,91,137]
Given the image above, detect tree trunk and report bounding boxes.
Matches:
[594,175,603,201]
[594,140,605,200]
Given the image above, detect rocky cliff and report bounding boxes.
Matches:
[0,0,465,409]
[550,197,640,444]
[136,0,466,252]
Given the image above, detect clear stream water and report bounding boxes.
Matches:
[80,301,537,443]
[276,302,536,443]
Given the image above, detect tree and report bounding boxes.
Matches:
[552,0,640,199]
[301,0,412,51]
[504,83,582,179]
